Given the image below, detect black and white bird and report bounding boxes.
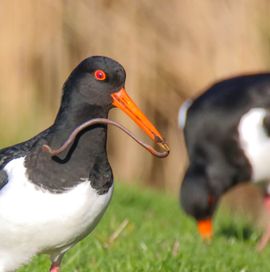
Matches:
[0,56,168,271]
[179,73,270,246]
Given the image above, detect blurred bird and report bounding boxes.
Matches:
[179,73,270,248]
[0,56,169,272]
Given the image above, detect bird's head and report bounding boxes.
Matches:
[60,56,168,150]
[180,165,219,240]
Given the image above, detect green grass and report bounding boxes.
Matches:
[18,182,270,272]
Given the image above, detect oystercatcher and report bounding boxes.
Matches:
[179,73,270,246]
[0,56,169,271]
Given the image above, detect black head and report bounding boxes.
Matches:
[63,56,126,107]
[56,55,168,148]
[180,165,219,239]
[180,173,218,220]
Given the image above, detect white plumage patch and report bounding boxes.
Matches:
[238,108,270,182]
[178,99,192,129]
[0,157,113,271]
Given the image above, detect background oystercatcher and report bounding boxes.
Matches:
[179,73,270,247]
[0,56,168,271]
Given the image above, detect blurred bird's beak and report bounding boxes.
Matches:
[197,219,213,240]
[111,87,169,151]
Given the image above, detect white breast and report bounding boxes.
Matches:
[238,108,270,182]
[0,157,113,271]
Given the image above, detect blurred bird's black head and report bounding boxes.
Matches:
[180,165,219,239]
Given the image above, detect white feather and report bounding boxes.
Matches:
[178,99,192,129]
[238,108,270,182]
[0,157,113,271]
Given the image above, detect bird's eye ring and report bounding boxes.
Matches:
[94,70,106,81]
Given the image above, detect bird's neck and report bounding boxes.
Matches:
[50,103,109,155]
[25,103,113,193]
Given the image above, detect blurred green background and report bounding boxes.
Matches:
[1,0,270,221]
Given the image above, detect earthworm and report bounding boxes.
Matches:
[42,118,170,158]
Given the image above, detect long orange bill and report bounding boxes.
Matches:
[197,219,213,240]
[111,87,169,151]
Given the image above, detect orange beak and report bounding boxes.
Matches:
[111,88,169,151]
[197,219,213,240]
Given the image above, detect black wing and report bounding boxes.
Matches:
[0,170,8,190]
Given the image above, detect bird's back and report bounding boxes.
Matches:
[183,73,270,156]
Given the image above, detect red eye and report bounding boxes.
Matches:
[94,70,106,81]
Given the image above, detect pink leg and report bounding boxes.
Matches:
[263,194,270,212]
[257,225,270,251]
[50,263,60,272]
